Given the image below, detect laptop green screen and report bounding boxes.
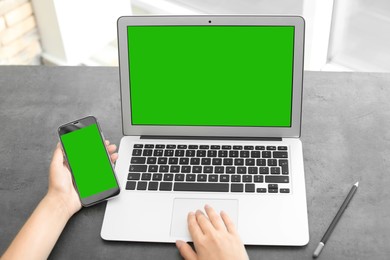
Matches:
[127,26,294,127]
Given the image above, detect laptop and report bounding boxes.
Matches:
[101,15,309,246]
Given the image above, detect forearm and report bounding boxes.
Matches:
[2,193,71,260]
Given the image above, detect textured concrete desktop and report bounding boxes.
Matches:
[0,66,389,259]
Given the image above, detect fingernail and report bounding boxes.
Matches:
[188,211,195,216]
[176,240,184,248]
[205,204,210,209]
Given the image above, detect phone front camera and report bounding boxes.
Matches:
[209,20,211,23]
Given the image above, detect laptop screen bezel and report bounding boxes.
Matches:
[118,15,304,138]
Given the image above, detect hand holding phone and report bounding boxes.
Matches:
[58,116,120,207]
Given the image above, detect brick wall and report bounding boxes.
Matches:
[0,0,42,65]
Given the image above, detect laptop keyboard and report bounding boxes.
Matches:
[126,143,291,194]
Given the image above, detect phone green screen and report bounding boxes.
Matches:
[60,124,118,199]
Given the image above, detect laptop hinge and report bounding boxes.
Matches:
[140,135,282,141]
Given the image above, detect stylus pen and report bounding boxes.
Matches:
[312,181,359,258]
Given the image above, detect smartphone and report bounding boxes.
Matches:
[58,116,120,207]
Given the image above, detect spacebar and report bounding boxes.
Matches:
[174,183,229,192]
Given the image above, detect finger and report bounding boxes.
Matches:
[220,210,238,234]
[176,240,197,260]
[195,209,214,235]
[52,142,64,165]
[188,211,204,240]
[204,204,226,231]
[107,144,117,154]
[110,153,119,163]
[104,140,110,146]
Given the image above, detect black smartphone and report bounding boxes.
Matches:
[58,116,120,207]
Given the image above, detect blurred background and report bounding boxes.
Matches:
[0,0,389,72]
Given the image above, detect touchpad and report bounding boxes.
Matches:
[170,198,238,239]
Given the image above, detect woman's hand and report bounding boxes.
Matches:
[47,140,118,218]
[176,205,249,260]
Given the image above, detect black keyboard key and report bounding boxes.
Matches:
[170,165,180,173]
[281,165,289,175]
[144,144,154,148]
[188,145,198,149]
[175,174,185,181]
[257,188,266,193]
[229,151,239,157]
[133,144,143,148]
[204,166,213,173]
[154,150,163,156]
[148,181,158,191]
[255,146,265,150]
[233,145,243,150]
[268,184,278,189]
[164,150,174,156]
[243,175,252,182]
[137,181,147,190]
[147,157,157,164]
[158,157,168,164]
[132,149,142,156]
[273,151,288,158]
[251,151,261,158]
[143,149,153,156]
[164,173,174,181]
[209,175,218,182]
[218,150,228,157]
[262,151,271,158]
[201,158,211,165]
[166,144,176,149]
[245,184,255,192]
[231,183,244,192]
[186,150,196,157]
[174,183,229,192]
[192,166,202,173]
[278,146,288,150]
[237,167,246,174]
[220,175,230,182]
[156,144,165,149]
[126,181,136,190]
[186,174,196,181]
[128,173,140,180]
[141,173,152,180]
[222,145,231,149]
[234,158,244,165]
[279,159,288,166]
[248,167,258,174]
[267,146,276,150]
[245,159,255,166]
[152,173,162,181]
[199,145,209,149]
[181,166,191,173]
[179,158,189,165]
[268,188,278,193]
[226,166,236,174]
[257,159,266,166]
[231,175,241,182]
[240,151,250,158]
[212,158,222,165]
[268,159,277,166]
[129,165,147,172]
[148,165,158,172]
[175,150,185,157]
[197,150,206,157]
[214,166,224,173]
[197,174,207,182]
[190,158,200,165]
[159,182,172,191]
[265,176,289,183]
[211,145,220,149]
[168,157,179,164]
[207,150,217,157]
[223,158,233,165]
[254,175,264,183]
[244,145,254,150]
[259,167,269,174]
[159,165,169,172]
[280,188,290,193]
[271,167,281,174]
[178,144,187,149]
[131,157,146,164]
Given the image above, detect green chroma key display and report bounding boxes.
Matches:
[60,124,118,199]
[127,25,294,127]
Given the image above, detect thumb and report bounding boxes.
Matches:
[176,240,197,260]
[52,143,64,166]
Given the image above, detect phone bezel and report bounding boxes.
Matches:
[58,116,120,207]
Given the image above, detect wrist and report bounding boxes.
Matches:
[44,191,76,220]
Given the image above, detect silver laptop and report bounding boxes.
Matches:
[101,15,309,246]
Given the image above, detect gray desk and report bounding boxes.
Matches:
[0,66,389,260]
